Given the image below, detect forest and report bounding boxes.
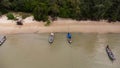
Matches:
[0,0,120,22]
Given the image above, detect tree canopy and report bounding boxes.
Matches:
[0,0,120,22]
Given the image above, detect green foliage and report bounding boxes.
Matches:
[48,4,59,18]
[10,0,37,12]
[7,13,15,20]
[45,19,51,26]
[33,3,48,21]
[0,0,120,22]
[0,12,2,16]
[22,13,31,19]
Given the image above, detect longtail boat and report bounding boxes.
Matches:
[67,33,72,44]
[106,45,116,61]
[48,33,54,44]
[0,36,6,46]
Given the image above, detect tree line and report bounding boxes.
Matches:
[0,0,120,22]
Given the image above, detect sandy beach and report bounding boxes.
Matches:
[1,16,120,35]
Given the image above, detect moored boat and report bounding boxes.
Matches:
[0,36,6,46]
[67,32,72,44]
[106,45,115,61]
[48,33,54,44]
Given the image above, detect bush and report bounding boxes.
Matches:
[45,19,51,26]
[7,13,15,20]
[0,8,8,14]
[0,12,2,16]
[22,14,30,19]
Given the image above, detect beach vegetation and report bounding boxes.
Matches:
[7,13,15,20]
[45,19,51,26]
[22,13,31,19]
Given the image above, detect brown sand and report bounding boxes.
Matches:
[0,17,120,35]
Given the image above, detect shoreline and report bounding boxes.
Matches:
[1,16,120,35]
